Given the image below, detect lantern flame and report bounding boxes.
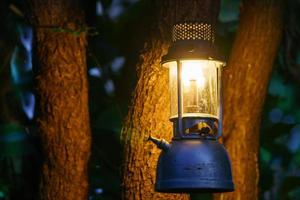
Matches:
[181,60,205,88]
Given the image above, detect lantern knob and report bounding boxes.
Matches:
[148,135,170,151]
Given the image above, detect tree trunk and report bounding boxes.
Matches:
[214,0,283,200]
[121,0,219,199]
[27,1,91,200]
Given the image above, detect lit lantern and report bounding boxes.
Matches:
[149,22,234,193]
[166,59,221,135]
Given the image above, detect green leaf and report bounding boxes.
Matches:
[219,0,240,23]
[0,123,33,157]
[281,177,300,199]
[262,123,294,140]
[261,147,272,163]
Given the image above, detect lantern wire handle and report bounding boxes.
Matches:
[177,60,184,137]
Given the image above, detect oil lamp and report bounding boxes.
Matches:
[149,22,234,193]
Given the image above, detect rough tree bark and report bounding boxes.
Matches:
[214,0,283,200]
[121,0,220,199]
[27,1,91,200]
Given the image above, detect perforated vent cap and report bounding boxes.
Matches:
[172,22,214,42]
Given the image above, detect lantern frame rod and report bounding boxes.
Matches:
[177,60,183,137]
[217,65,223,138]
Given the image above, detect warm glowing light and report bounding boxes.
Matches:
[181,60,205,87]
[164,60,222,119]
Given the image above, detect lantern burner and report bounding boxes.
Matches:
[171,117,219,139]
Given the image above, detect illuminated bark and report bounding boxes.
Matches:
[214,0,283,200]
[27,1,91,199]
[121,0,219,199]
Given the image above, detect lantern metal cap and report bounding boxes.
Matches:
[172,22,215,43]
[162,22,225,64]
[162,40,225,64]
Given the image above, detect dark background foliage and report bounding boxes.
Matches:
[0,0,300,199]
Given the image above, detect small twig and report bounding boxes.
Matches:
[9,4,24,17]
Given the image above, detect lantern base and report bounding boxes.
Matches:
[155,139,234,193]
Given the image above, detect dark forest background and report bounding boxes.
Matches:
[1,0,300,199]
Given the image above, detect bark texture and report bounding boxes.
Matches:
[27,1,91,200]
[121,0,220,199]
[214,0,283,200]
